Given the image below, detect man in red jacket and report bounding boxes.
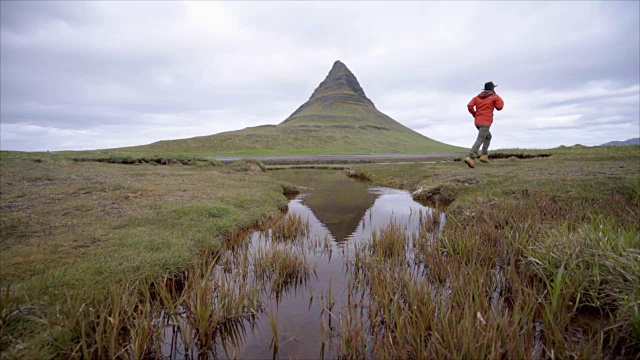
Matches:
[464,81,504,168]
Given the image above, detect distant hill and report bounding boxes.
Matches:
[120,61,463,156]
[600,138,640,147]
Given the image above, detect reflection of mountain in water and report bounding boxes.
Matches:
[270,169,378,242]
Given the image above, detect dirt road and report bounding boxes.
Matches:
[210,153,458,165]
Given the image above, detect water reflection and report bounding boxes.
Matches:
[270,169,378,242]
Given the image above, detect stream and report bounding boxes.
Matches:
[161,169,444,359]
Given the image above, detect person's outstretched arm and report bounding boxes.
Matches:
[494,94,504,111]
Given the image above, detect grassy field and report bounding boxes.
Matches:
[0,145,638,358]
[0,154,289,358]
[20,126,463,159]
[354,145,640,207]
[113,122,463,157]
[344,145,640,357]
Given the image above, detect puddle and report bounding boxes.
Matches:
[160,169,443,359]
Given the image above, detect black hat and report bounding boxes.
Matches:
[483,81,497,91]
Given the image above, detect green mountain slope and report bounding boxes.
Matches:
[122,61,463,156]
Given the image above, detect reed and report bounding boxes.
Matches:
[253,244,311,298]
[27,245,263,359]
[268,309,279,359]
[181,254,261,354]
[336,305,366,359]
[48,283,142,359]
[128,286,161,359]
[368,221,408,262]
[261,212,310,243]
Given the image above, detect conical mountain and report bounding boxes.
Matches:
[120,61,463,155]
[280,60,417,133]
[283,60,375,122]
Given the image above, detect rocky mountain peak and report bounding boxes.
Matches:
[307,60,374,106]
[280,61,381,124]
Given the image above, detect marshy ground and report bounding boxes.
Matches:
[0,145,638,358]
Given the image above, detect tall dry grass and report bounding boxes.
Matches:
[0,212,315,358]
[253,244,312,297]
[261,212,310,243]
[337,190,639,359]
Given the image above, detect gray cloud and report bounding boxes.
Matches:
[0,1,92,33]
[1,1,638,151]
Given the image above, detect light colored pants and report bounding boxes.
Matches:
[468,125,491,159]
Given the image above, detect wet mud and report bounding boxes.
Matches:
[72,156,220,166]
[454,153,552,161]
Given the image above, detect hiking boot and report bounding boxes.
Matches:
[479,154,489,163]
[464,157,475,168]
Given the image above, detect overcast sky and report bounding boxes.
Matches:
[1,1,639,152]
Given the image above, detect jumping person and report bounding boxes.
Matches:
[464,81,504,168]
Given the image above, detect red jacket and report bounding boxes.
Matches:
[467,90,504,126]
